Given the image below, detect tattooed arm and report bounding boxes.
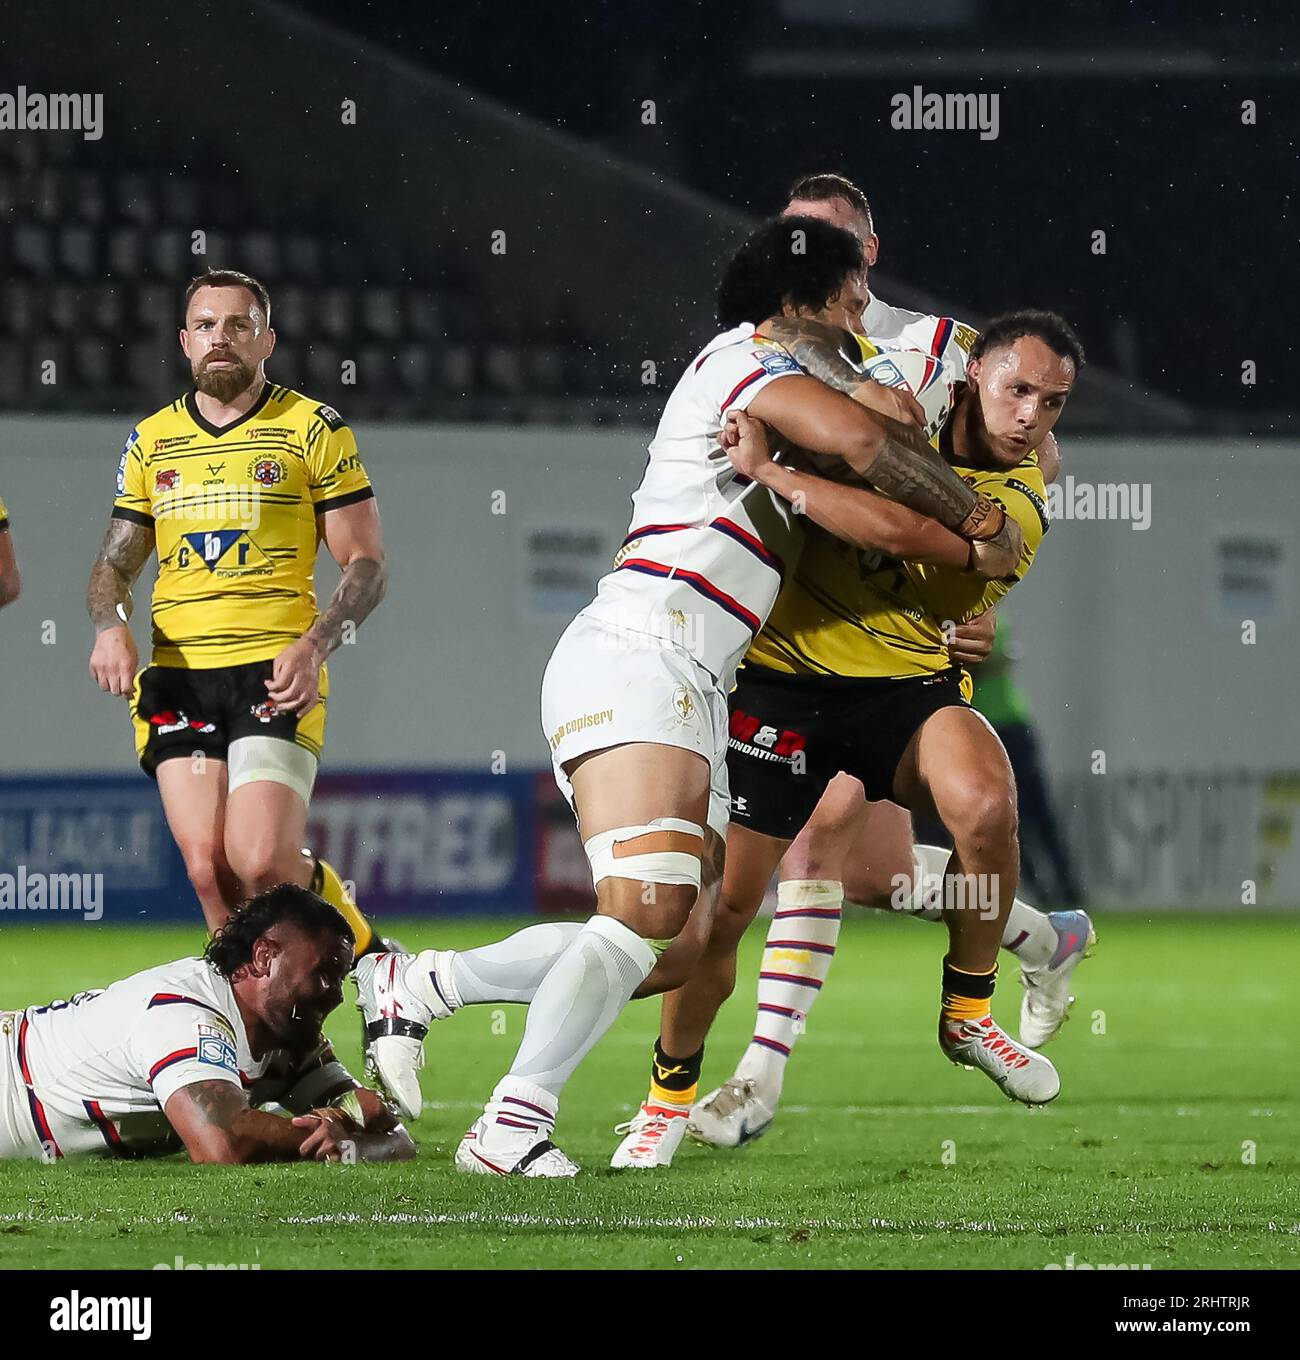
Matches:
[165,1080,313,1164]
[165,1079,414,1164]
[264,497,388,715]
[87,517,154,695]
[747,316,1022,572]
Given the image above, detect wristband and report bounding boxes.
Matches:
[337,1089,365,1130]
[957,494,1006,542]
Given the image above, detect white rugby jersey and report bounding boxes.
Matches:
[582,324,808,687]
[9,956,353,1158]
[861,293,978,386]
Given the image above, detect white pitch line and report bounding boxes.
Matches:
[6,1210,1295,1238]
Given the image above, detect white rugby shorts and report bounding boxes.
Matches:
[540,613,731,838]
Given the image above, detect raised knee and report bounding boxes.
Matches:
[946,780,1017,848]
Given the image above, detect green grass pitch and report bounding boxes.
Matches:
[1,912,1296,1269]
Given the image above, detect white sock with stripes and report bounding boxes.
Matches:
[907,843,1057,965]
[733,879,842,1102]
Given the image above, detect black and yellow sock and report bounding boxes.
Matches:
[940,958,998,1024]
[648,1036,704,1110]
[309,856,377,957]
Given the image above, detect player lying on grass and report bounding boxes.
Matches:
[602,310,1086,1166]
[353,217,1025,1175]
[85,269,389,961]
[0,884,413,1164]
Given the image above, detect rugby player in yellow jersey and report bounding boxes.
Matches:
[0,494,19,608]
[85,270,388,957]
[609,309,1083,1165]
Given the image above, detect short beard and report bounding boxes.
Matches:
[194,356,256,404]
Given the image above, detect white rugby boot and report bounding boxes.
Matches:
[940,1014,1061,1105]
[687,1077,777,1148]
[1019,910,1096,1049]
[609,1102,690,1169]
[455,1107,580,1179]
[353,950,456,1120]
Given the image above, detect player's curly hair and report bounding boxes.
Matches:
[204,883,354,978]
[717,215,864,329]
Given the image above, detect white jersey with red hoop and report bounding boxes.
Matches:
[861,293,978,386]
[581,323,807,688]
[4,956,352,1159]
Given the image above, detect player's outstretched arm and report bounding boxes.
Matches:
[87,517,153,695]
[165,1079,414,1164]
[166,1079,314,1164]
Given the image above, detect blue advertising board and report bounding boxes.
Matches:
[0,770,564,924]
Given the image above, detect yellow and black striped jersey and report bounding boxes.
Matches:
[111,384,373,668]
[0,493,9,531]
[746,452,1050,682]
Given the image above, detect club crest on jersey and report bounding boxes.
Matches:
[250,700,280,723]
[753,348,800,377]
[154,468,181,493]
[248,455,287,487]
[670,685,696,723]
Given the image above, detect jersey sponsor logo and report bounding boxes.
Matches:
[198,1016,238,1045]
[753,348,801,377]
[316,404,347,431]
[153,435,198,452]
[247,455,288,487]
[177,529,274,575]
[117,430,138,494]
[1005,478,1051,533]
[549,707,614,751]
[148,709,217,736]
[154,468,181,492]
[728,710,806,763]
[250,700,280,723]
[248,425,294,439]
